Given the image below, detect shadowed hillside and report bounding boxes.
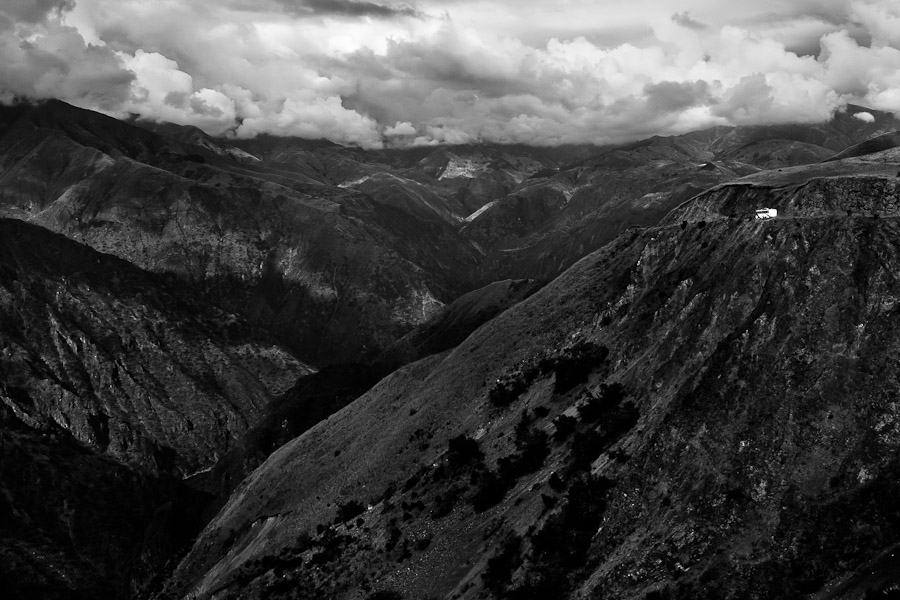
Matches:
[0,218,310,599]
[4,100,900,600]
[0,218,305,474]
[155,172,900,600]
[4,101,898,366]
[0,101,479,365]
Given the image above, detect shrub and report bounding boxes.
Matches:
[514,428,550,474]
[402,472,421,492]
[447,434,484,469]
[603,401,640,440]
[578,383,628,423]
[541,493,558,510]
[498,412,551,482]
[554,341,609,394]
[571,428,604,471]
[334,499,366,523]
[471,469,508,512]
[294,531,313,552]
[571,398,638,471]
[515,474,616,599]
[489,381,515,405]
[309,528,351,565]
[553,414,577,441]
[548,472,565,492]
[431,486,463,519]
[385,522,402,551]
[482,534,523,594]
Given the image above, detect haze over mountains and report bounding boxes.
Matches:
[3,98,900,599]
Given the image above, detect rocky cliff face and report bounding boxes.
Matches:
[155,173,900,600]
[0,218,305,475]
[0,218,312,600]
[0,402,209,600]
[666,152,900,224]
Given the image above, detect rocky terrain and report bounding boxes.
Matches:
[198,277,543,509]
[154,158,900,600]
[0,101,478,365]
[4,100,898,366]
[4,98,900,600]
[0,401,209,600]
[0,218,307,599]
[0,217,305,475]
[460,105,900,282]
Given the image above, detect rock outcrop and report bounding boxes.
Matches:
[0,401,209,600]
[0,218,305,475]
[156,175,900,600]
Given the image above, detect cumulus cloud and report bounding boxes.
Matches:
[4,0,900,147]
[0,6,133,108]
[235,95,383,147]
[117,50,239,135]
[854,111,876,122]
[384,121,417,135]
[278,0,421,18]
[4,0,74,23]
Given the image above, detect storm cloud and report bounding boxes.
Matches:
[0,2,133,108]
[297,0,419,18]
[671,12,708,31]
[2,0,900,147]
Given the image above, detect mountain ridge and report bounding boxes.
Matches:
[4,98,900,599]
[154,170,900,599]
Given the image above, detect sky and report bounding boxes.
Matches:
[1,0,899,148]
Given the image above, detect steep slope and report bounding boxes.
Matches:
[668,146,900,223]
[705,105,900,166]
[0,402,208,600]
[0,218,304,475]
[462,151,740,280]
[157,172,900,600]
[0,101,478,364]
[378,277,541,367]
[0,218,314,600]
[4,99,899,367]
[825,131,900,162]
[462,106,900,284]
[199,278,541,515]
[132,121,261,163]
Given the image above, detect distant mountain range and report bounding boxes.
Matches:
[2,98,900,599]
[4,100,898,366]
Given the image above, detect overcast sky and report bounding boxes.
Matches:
[2,0,899,147]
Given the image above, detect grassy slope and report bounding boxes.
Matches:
[161,169,900,600]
